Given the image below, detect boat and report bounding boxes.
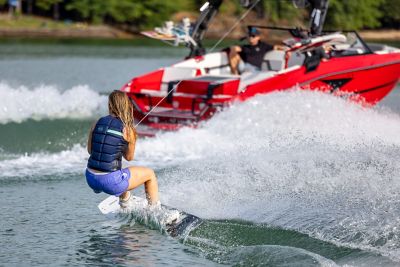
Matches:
[120,0,400,136]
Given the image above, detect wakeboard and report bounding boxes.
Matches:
[98,195,202,238]
[141,31,176,41]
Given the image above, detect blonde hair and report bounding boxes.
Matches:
[108,90,135,135]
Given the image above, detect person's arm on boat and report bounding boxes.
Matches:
[229,46,242,75]
[273,44,286,51]
[123,126,137,161]
[229,45,242,56]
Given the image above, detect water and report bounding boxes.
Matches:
[1,41,400,266]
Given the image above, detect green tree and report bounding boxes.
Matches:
[379,0,400,28]
[261,0,384,30]
[263,0,301,23]
[65,0,108,24]
[66,0,179,28]
[231,1,302,23]
[107,0,177,25]
[36,0,63,20]
[325,0,384,30]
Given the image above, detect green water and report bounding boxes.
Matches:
[1,40,400,266]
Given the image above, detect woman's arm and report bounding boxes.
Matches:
[123,127,137,161]
[87,122,96,155]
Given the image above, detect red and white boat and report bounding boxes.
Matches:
[120,0,400,135]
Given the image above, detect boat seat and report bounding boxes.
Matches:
[160,67,198,91]
[176,75,239,98]
[239,71,275,91]
[139,89,233,100]
[287,52,305,67]
[145,107,202,120]
[173,52,232,76]
[261,50,285,71]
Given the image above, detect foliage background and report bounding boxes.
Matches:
[1,0,399,31]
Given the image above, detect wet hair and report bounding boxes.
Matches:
[108,90,135,133]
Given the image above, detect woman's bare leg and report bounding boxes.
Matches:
[120,166,159,205]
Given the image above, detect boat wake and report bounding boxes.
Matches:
[1,89,400,264]
[0,144,86,182]
[0,82,107,124]
[138,90,400,263]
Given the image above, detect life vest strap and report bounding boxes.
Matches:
[106,129,123,137]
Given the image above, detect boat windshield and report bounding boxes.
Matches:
[327,31,372,56]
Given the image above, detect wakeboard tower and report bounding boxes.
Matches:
[98,195,202,238]
[122,0,400,136]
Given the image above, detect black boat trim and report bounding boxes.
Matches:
[353,80,399,95]
[299,60,400,87]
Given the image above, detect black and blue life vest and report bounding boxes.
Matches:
[87,115,128,172]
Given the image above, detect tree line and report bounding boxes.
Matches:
[1,0,399,31]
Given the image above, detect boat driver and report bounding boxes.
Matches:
[229,27,275,75]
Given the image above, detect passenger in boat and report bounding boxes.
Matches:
[304,46,330,72]
[229,27,275,75]
[85,90,160,208]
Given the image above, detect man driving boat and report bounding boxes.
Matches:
[229,27,275,75]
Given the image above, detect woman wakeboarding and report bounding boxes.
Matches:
[85,90,159,208]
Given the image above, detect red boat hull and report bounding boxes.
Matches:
[121,43,400,135]
[240,53,400,105]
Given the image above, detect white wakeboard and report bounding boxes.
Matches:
[141,30,176,41]
[98,195,202,237]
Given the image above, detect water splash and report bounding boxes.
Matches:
[2,89,400,262]
[137,90,400,164]
[135,91,400,261]
[0,82,107,124]
[0,144,87,181]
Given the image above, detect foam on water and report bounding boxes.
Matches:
[135,90,400,262]
[1,89,400,262]
[0,144,87,180]
[0,82,107,124]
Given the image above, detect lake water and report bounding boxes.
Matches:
[1,41,400,266]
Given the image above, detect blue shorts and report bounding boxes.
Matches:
[85,168,131,197]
